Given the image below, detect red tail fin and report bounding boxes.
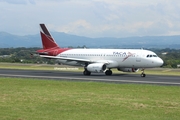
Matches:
[40,24,59,49]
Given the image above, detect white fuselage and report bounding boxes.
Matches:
[56,49,163,69]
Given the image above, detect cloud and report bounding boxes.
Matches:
[56,20,91,33]
[0,0,36,4]
[0,0,180,37]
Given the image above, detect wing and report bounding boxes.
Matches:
[39,55,112,65]
[40,55,93,63]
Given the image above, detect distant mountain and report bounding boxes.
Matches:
[0,32,40,48]
[0,31,180,49]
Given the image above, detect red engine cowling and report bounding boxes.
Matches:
[117,68,139,72]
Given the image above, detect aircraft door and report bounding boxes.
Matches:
[102,53,106,59]
[136,53,141,62]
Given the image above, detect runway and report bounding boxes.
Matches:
[0,69,180,85]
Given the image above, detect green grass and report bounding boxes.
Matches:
[139,69,180,76]
[0,77,180,120]
[0,63,85,71]
[0,63,58,70]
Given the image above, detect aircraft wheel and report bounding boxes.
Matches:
[83,70,91,76]
[141,73,146,77]
[105,70,112,76]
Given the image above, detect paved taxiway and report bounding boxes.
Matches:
[0,69,179,85]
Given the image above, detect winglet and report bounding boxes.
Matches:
[40,24,59,49]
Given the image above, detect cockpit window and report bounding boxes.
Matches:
[146,54,158,58]
[153,55,157,57]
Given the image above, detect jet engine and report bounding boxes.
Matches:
[87,63,106,73]
[117,68,139,72]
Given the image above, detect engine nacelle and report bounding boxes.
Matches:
[87,63,106,73]
[117,68,139,72]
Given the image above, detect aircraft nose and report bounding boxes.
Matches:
[157,58,164,66]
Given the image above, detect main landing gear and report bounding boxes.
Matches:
[141,69,146,77]
[105,69,112,76]
[83,69,112,76]
[83,69,91,75]
[83,63,91,76]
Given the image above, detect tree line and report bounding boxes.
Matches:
[152,48,180,68]
[0,47,49,64]
[0,47,180,68]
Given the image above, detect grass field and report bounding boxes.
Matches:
[0,77,180,120]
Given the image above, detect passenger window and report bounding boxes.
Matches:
[150,55,152,57]
[147,55,149,57]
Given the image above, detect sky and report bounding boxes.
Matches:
[0,0,180,38]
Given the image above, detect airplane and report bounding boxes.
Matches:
[37,24,164,77]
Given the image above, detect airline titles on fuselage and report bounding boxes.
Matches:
[59,51,136,59]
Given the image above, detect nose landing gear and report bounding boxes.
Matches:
[141,69,146,77]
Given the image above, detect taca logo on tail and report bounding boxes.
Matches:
[40,24,59,49]
[37,24,70,56]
